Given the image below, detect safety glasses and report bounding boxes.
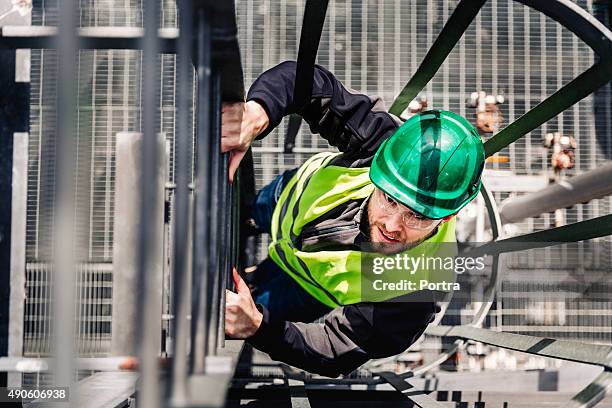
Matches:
[373,189,439,230]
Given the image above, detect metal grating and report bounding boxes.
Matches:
[24,1,194,362]
[236,0,610,184]
[31,0,178,28]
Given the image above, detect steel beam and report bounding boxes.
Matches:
[563,370,612,408]
[377,371,446,408]
[426,325,612,369]
[1,19,30,390]
[8,133,28,388]
[206,72,222,357]
[217,153,230,350]
[170,0,194,404]
[191,5,213,374]
[499,162,612,224]
[135,0,163,406]
[465,213,612,258]
[52,0,78,395]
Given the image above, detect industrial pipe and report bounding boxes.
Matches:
[499,162,612,224]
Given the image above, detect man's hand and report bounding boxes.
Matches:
[225,268,263,339]
[221,100,269,183]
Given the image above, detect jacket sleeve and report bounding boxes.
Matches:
[247,300,438,377]
[246,60,400,166]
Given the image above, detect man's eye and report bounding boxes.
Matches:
[384,194,397,206]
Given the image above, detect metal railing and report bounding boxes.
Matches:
[2,1,249,406]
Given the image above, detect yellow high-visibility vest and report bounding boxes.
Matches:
[269,152,457,308]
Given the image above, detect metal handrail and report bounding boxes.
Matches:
[426,325,612,369]
[0,25,178,51]
[466,214,612,258]
[169,0,193,403]
[1,1,248,407]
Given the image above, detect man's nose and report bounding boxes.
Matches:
[385,213,403,233]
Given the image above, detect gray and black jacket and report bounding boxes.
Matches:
[246,61,440,377]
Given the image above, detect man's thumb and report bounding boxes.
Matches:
[232,268,249,293]
[228,150,246,184]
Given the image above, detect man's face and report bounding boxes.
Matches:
[367,187,445,254]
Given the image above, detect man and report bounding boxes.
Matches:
[222,61,485,377]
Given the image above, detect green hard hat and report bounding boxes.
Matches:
[370,110,485,220]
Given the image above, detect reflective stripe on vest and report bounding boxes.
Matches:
[269,152,457,308]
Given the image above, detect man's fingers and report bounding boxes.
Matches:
[221,101,244,113]
[225,289,239,304]
[221,121,241,133]
[232,268,250,294]
[221,137,240,153]
[228,150,247,184]
[231,268,239,290]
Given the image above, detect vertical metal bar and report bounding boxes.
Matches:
[234,186,242,261]
[172,194,193,402]
[231,174,240,273]
[393,0,400,96]
[217,154,230,350]
[191,5,212,374]
[170,0,193,403]
[246,0,254,84]
[458,17,465,119]
[508,0,516,168]
[206,73,222,357]
[136,0,163,406]
[377,1,383,97]
[475,9,482,96]
[86,261,91,355]
[540,13,547,174]
[111,132,145,356]
[523,6,532,171]
[53,0,77,395]
[360,0,366,92]
[269,0,277,65]
[345,0,351,85]
[8,133,28,388]
[33,263,39,355]
[426,0,433,104]
[221,128,232,350]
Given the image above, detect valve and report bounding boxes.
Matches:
[468,91,505,138]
